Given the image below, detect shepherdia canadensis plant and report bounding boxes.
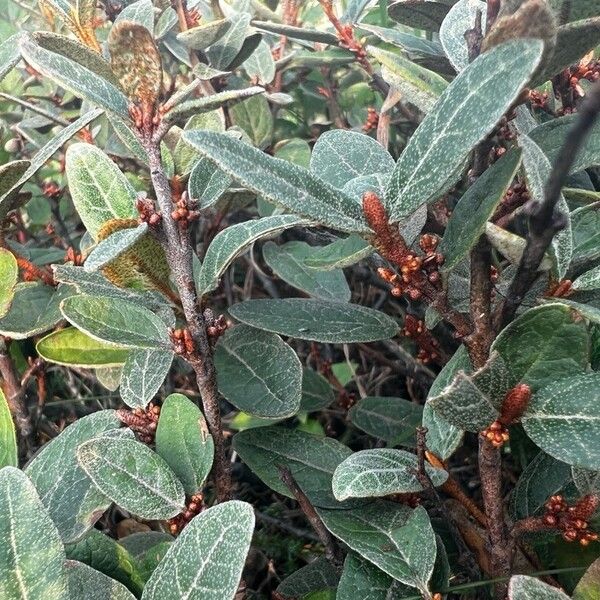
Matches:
[5,0,600,599]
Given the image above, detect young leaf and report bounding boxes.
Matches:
[65,560,137,600]
[77,437,185,519]
[303,235,373,271]
[508,575,570,599]
[84,223,149,272]
[65,144,137,240]
[142,501,255,600]
[119,349,174,408]
[155,393,214,495]
[0,248,18,318]
[0,467,69,600]
[206,12,251,69]
[214,325,302,419]
[229,298,399,343]
[332,448,448,501]
[385,39,544,220]
[182,130,370,233]
[0,389,17,469]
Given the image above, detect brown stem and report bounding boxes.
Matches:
[145,141,232,502]
[485,0,501,32]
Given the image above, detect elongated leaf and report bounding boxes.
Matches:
[388,0,451,31]
[177,18,232,49]
[0,33,22,82]
[0,389,17,469]
[574,264,600,291]
[252,20,338,44]
[120,349,174,408]
[142,501,254,600]
[319,502,436,594]
[198,215,309,294]
[358,23,444,57]
[65,144,137,240]
[522,373,600,470]
[332,449,447,501]
[182,130,369,233]
[509,575,570,599]
[155,393,214,495]
[440,147,521,271]
[77,437,185,519]
[60,295,171,349]
[214,325,302,418]
[310,130,395,190]
[84,223,148,272]
[0,248,18,318]
[25,410,124,543]
[206,12,251,69]
[189,157,232,209]
[0,467,68,600]
[229,298,399,343]
[233,426,354,508]
[385,39,544,220]
[66,560,137,600]
[304,235,373,271]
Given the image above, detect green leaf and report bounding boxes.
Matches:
[19,34,129,119]
[229,93,273,148]
[182,130,369,233]
[0,248,17,318]
[319,502,436,594]
[509,575,570,600]
[206,12,251,69]
[142,501,254,600]
[300,368,334,412]
[189,157,232,210]
[572,467,600,496]
[573,557,600,600]
[349,396,423,446]
[233,426,354,508]
[65,143,137,240]
[155,393,214,495]
[385,39,544,220]
[177,18,232,50]
[522,373,600,470]
[439,148,521,272]
[370,47,448,113]
[229,298,399,343]
[0,33,22,82]
[545,297,600,326]
[36,327,129,368]
[25,410,124,543]
[310,130,395,190]
[358,23,444,57]
[66,560,137,600]
[492,303,589,390]
[440,0,487,72]
[119,531,174,561]
[197,215,309,295]
[119,349,174,408]
[276,557,339,599]
[303,235,373,271]
[84,223,148,272]
[0,467,68,600]
[0,389,17,469]
[332,449,448,501]
[274,138,312,168]
[573,264,600,291]
[114,0,154,31]
[214,324,302,419]
[263,241,351,301]
[388,0,451,31]
[60,295,171,349]
[77,437,185,519]
[251,20,338,44]
[0,160,31,219]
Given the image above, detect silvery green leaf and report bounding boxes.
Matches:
[0,33,22,81]
[440,0,487,72]
[229,298,399,343]
[342,0,375,24]
[84,223,148,272]
[303,235,373,271]
[77,437,185,519]
[60,295,171,349]
[229,93,273,148]
[0,467,69,600]
[573,264,600,291]
[178,18,232,50]
[509,575,570,600]
[189,157,232,209]
[388,0,451,30]
[155,6,177,39]
[114,0,154,31]
[66,560,137,600]
[522,373,600,470]
[207,12,251,69]
[197,215,309,294]
[155,393,214,495]
[96,367,123,391]
[243,39,275,84]
[119,531,174,561]
[184,130,369,231]
[141,501,254,600]
[572,466,600,496]
[342,173,391,202]
[300,368,335,412]
[65,143,137,240]
[310,129,395,190]
[263,241,351,301]
[385,39,544,220]
[251,20,338,44]
[193,63,231,79]
[545,297,600,326]
[332,448,448,501]
[358,23,444,57]
[276,557,339,599]
[120,349,174,408]
[25,410,123,543]
[214,325,302,418]
[0,160,29,214]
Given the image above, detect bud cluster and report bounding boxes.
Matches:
[136,195,162,228]
[171,191,200,229]
[481,384,531,448]
[169,327,196,357]
[116,403,161,444]
[203,308,228,344]
[168,492,204,535]
[402,314,441,365]
[543,494,599,546]
[336,24,369,70]
[545,279,573,299]
[362,107,379,133]
[65,247,84,266]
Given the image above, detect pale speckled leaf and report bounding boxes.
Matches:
[0,33,22,82]
[77,437,185,519]
[0,467,69,600]
[66,560,137,600]
[0,389,17,469]
[332,448,448,501]
[251,20,338,44]
[342,173,390,203]
[358,23,444,57]
[25,410,124,543]
[509,575,570,600]
[60,295,171,349]
[319,502,435,594]
[229,298,399,343]
[0,160,30,216]
[544,297,600,326]
[229,93,273,149]
[385,39,544,220]
[243,39,276,84]
[233,426,354,508]
[189,157,232,210]
[197,215,309,295]
[573,264,600,291]
[572,467,600,496]
[310,129,394,190]
[207,12,251,69]
[440,0,487,72]
[301,368,334,412]
[141,501,254,600]
[276,557,338,599]
[522,373,600,470]
[388,0,451,31]
[0,248,17,318]
[84,223,148,272]
[263,241,351,302]
[304,235,373,271]
[114,0,154,31]
[178,18,232,49]
[182,130,369,233]
[215,324,302,418]
[119,349,174,408]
